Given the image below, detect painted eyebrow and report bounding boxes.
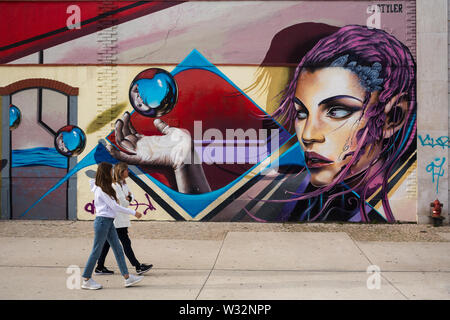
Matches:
[293,95,362,110]
[319,95,363,105]
[293,97,306,109]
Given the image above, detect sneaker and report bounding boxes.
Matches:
[136,264,153,275]
[94,266,114,275]
[81,278,102,290]
[124,274,144,287]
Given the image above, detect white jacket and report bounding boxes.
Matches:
[112,182,135,228]
[90,179,136,219]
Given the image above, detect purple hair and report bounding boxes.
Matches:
[272,25,417,222]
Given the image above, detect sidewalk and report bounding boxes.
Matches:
[0,221,449,300]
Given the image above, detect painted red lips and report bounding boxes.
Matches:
[304,152,334,168]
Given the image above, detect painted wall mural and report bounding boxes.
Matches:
[0,1,418,222]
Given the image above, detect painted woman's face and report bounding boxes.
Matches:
[294,67,381,187]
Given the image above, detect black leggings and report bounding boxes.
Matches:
[97,227,140,268]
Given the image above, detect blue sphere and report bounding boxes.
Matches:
[54,125,86,157]
[129,68,178,117]
[9,104,21,130]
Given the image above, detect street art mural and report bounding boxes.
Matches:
[0,1,418,222]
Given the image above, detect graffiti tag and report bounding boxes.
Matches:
[418,134,450,149]
[84,201,95,215]
[419,134,448,194]
[84,193,156,215]
[129,193,156,215]
[425,157,446,194]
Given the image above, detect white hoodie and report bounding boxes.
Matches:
[112,182,135,228]
[90,179,136,219]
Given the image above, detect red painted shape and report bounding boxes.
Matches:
[0,1,183,63]
[109,68,276,191]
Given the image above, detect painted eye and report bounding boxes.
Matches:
[296,110,308,120]
[327,107,352,119]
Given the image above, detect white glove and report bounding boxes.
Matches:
[106,111,193,170]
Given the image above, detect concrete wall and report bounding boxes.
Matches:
[417,0,449,224]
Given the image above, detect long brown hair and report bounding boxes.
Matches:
[95,162,117,201]
[113,162,128,185]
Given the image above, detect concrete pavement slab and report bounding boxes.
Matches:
[104,238,223,270]
[0,238,222,270]
[0,237,93,268]
[382,272,450,300]
[355,242,450,271]
[214,232,370,271]
[197,270,405,300]
[0,267,209,300]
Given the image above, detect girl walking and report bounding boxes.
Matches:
[81,162,144,290]
[95,162,153,275]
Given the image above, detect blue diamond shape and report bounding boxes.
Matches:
[130,49,295,218]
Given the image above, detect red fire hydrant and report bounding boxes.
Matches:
[430,199,445,227]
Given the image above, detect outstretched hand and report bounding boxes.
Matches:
[105,111,211,194]
[106,112,193,170]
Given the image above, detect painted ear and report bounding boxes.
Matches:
[382,93,409,139]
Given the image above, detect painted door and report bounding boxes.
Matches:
[10,88,69,219]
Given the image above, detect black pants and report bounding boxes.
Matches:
[97,227,140,268]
